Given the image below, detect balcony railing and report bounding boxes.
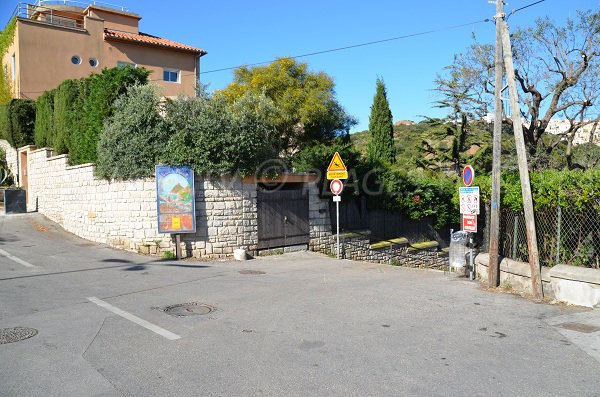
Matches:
[11,3,85,29]
[8,1,130,28]
[34,0,128,12]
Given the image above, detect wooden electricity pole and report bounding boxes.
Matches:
[498,11,544,300]
[488,0,503,288]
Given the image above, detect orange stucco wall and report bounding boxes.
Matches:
[16,17,104,98]
[105,40,197,97]
[5,13,199,100]
[86,7,139,34]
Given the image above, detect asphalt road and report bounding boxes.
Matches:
[1,214,600,397]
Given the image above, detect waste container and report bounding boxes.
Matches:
[449,231,469,270]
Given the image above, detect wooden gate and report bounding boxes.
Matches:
[257,184,309,249]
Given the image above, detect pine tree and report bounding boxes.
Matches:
[367,78,395,164]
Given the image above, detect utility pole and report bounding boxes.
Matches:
[498,10,544,300]
[488,0,503,288]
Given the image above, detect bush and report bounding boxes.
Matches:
[0,99,36,148]
[476,170,600,212]
[34,90,54,147]
[162,92,278,177]
[53,79,80,154]
[69,66,150,165]
[96,84,167,180]
[376,168,458,228]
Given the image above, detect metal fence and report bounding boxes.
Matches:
[494,202,600,269]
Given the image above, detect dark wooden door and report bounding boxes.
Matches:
[257,185,309,249]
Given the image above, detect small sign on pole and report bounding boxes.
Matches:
[330,179,343,195]
[463,165,475,187]
[327,154,348,260]
[327,152,348,180]
[459,186,480,215]
[463,214,477,233]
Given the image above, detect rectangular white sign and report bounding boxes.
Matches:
[459,186,480,215]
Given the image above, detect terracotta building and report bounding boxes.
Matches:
[2,1,207,99]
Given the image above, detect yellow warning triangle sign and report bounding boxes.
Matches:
[327,152,347,172]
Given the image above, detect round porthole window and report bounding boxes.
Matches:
[89,58,99,67]
[71,55,81,65]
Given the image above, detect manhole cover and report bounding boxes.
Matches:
[163,302,214,317]
[0,327,38,344]
[557,322,600,333]
[239,270,266,275]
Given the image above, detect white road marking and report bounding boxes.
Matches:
[0,248,36,268]
[87,297,181,341]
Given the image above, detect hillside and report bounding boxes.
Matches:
[352,121,600,174]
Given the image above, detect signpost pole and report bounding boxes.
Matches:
[336,199,340,260]
[175,234,182,260]
[469,233,474,280]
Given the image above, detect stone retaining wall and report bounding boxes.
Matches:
[476,253,600,307]
[315,231,446,268]
[26,147,261,258]
[0,139,19,182]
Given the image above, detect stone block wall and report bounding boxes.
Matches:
[0,139,19,181]
[308,183,333,252]
[25,147,259,258]
[16,144,333,259]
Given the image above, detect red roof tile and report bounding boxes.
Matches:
[104,29,206,55]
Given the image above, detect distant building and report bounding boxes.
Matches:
[394,120,415,126]
[2,1,207,99]
[483,113,598,146]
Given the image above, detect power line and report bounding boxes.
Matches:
[199,19,490,75]
[507,0,548,18]
[148,18,491,82]
[191,0,550,77]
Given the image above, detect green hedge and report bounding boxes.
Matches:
[475,170,600,212]
[0,99,36,148]
[52,79,80,154]
[69,66,150,165]
[30,66,150,163]
[34,90,54,147]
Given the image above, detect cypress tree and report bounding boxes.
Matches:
[367,78,395,164]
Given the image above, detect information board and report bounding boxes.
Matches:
[156,165,196,234]
[459,186,480,215]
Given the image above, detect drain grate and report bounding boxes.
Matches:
[163,302,214,317]
[239,270,266,275]
[556,322,600,333]
[0,327,38,344]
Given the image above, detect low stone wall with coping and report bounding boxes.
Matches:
[314,230,446,268]
[476,253,600,307]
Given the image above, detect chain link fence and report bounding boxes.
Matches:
[492,201,600,269]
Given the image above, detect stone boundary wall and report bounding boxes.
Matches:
[0,139,19,181]
[315,231,447,268]
[25,147,260,258]
[19,145,331,259]
[476,253,600,307]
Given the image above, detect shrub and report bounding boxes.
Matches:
[376,168,458,228]
[53,79,80,154]
[162,92,278,177]
[34,90,54,147]
[476,170,600,212]
[96,84,167,180]
[69,66,150,165]
[0,99,36,148]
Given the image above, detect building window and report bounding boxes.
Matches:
[71,55,81,65]
[163,68,180,83]
[11,53,15,81]
[89,58,99,68]
[117,61,136,69]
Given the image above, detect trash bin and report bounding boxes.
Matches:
[449,231,469,271]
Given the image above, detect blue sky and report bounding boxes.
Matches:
[0,0,596,132]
